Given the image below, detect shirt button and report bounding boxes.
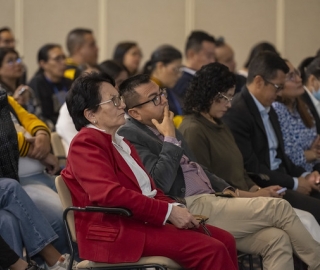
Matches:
[181,188,185,192]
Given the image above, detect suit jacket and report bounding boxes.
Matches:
[223,86,305,189]
[61,127,173,263]
[118,118,230,197]
[301,90,320,134]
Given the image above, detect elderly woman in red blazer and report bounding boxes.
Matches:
[61,72,238,269]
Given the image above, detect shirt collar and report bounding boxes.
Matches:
[249,92,270,114]
[182,67,196,75]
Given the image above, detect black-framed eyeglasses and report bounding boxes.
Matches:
[130,88,167,109]
[262,77,284,93]
[97,95,124,108]
[217,92,233,103]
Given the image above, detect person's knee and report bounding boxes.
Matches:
[262,228,292,256]
[0,178,20,192]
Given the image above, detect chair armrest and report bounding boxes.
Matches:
[85,206,132,216]
[247,172,270,182]
[64,206,132,217]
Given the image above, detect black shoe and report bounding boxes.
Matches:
[26,260,44,270]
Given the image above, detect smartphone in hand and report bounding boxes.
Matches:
[276,187,287,194]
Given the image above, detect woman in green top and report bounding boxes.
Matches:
[179,62,285,197]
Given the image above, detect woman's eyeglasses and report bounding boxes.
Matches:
[217,92,233,103]
[5,58,22,66]
[97,95,125,108]
[286,69,301,82]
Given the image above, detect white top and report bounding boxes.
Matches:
[56,102,78,155]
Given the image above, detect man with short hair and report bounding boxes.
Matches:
[0,27,15,49]
[64,28,98,80]
[168,30,216,115]
[223,52,320,222]
[215,38,246,93]
[117,74,320,270]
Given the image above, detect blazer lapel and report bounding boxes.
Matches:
[242,88,268,136]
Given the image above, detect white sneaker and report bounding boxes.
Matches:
[46,254,77,270]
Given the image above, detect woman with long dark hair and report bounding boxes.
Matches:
[0,48,34,111]
[113,42,142,76]
[272,60,320,172]
[143,45,183,117]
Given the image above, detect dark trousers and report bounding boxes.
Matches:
[283,190,320,224]
[0,235,19,269]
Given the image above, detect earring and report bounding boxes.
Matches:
[93,120,97,124]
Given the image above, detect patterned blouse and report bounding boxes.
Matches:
[272,101,318,171]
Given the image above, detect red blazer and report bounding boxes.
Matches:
[61,128,174,263]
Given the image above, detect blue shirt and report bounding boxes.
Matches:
[250,94,300,190]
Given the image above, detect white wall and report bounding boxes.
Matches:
[0,0,319,80]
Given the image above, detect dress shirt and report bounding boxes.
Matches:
[147,126,215,196]
[182,67,196,76]
[250,94,300,190]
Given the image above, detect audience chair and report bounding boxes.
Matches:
[55,175,182,270]
[51,132,67,168]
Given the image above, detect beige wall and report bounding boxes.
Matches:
[0,0,319,80]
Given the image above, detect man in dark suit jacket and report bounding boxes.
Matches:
[168,31,216,115]
[117,73,320,269]
[223,52,320,223]
[302,89,320,133]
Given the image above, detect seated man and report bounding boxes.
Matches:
[0,87,68,256]
[222,52,320,223]
[118,74,320,270]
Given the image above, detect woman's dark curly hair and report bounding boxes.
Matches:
[183,62,236,115]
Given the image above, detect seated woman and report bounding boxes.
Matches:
[272,60,320,172]
[56,62,128,154]
[143,44,184,124]
[61,72,238,269]
[28,44,73,128]
[178,62,320,241]
[0,48,36,113]
[0,178,72,270]
[112,42,142,76]
[99,60,128,87]
[0,87,69,257]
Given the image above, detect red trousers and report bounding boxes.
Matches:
[142,223,238,270]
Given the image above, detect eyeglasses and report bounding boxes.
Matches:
[217,92,233,103]
[97,95,124,107]
[49,55,66,62]
[130,88,167,109]
[5,57,22,66]
[262,77,284,93]
[286,69,301,82]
